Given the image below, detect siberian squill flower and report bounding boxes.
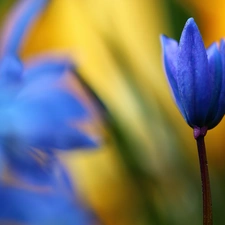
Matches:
[0,0,98,224]
[0,0,97,172]
[160,18,225,225]
[161,18,225,136]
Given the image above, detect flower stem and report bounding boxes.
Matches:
[194,127,213,225]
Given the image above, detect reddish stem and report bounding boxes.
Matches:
[194,127,213,225]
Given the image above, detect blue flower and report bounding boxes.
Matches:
[160,18,225,131]
[0,0,97,167]
[0,0,99,187]
[0,1,99,224]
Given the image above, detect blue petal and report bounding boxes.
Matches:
[160,35,189,122]
[2,145,75,188]
[16,88,90,120]
[6,91,97,149]
[0,0,48,56]
[205,42,223,128]
[0,184,96,225]
[177,18,212,127]
[23,56,75,82]
[0,55,23,87]
[209,39,225,127]
[160,35,178,78]
[30,128,98,150]
[1,141,54,185]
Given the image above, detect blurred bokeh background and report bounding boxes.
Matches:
[2,0,225,224]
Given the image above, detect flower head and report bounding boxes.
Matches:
[0,1,100,224]
[0,0,98,178]
[160,18,225,132]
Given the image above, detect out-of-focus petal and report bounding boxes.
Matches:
[2,142,54,185]
[177,18,212,127]
[0,0,48,56]
[23,55,74,82]
[0,55,23,86]
[30,128,98,150]
[5,92,97,149]
[0,184,96,225]
[15,89,89,120]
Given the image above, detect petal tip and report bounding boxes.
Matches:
[160,34,169,46]
[182,17,199,35]
[179,17,204,49]
[160,34,167,40]
[185,17,196,27]
[160,34,178,49]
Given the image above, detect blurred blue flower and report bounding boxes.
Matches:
[0,1,99,224]
[0,0,97,170]
[161,18,225,130]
